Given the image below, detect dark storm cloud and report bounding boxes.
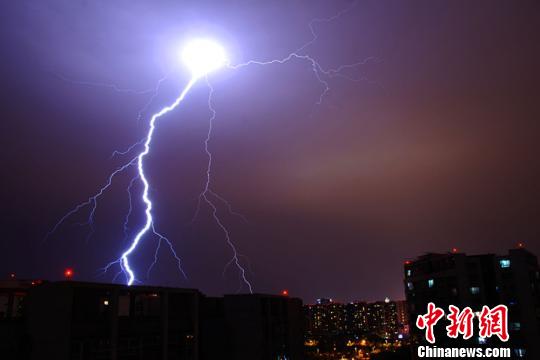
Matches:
[1,0,539,302]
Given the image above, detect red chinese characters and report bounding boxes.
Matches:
[446,305,474,340]
[478,305,509,342]
[416,302,445,343]
[416,303,509,343]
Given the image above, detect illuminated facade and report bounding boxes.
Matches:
[304,298,402,339]
[365,300,399,339]
[395,300,410,336]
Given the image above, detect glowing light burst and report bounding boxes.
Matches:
[47,2,375,292]
[182,39,228,79]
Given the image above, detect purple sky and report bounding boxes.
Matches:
[1,0,539,303]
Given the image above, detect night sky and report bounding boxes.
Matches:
[1,0,539,303]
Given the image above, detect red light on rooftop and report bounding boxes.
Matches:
[281,289,289,296]
[404,260,411,265]
[517,242,524,248]
[452,247,458,253]
[64,268,74,279]
[9,273,16,279]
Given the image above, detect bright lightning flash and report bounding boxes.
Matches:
[120,39,229,285]
[46,2,374,293]
[182,39,228,79]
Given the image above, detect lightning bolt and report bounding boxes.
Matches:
[119,77,197,285]
[47,70,193,285]
[46,1,376,292]
[189,77,253,293]
[44,156,138,244]
[122,175,139,242]
[295,0,359,55]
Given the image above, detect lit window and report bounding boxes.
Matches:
[477,337,487,345]
[406,269,412,277]
[514,349,526,358]
[499,259,511,268]
[510,322,521,331]
[470,287,480,295]
[428,279,434,288]
[407,282,414,291]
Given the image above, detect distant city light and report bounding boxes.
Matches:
[30,279,43,286]
[281,289,289,296]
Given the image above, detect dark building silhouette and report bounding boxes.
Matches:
[0,278,39,358]
[404,247,540,358]
[0,280,303,360]
[200,294,304,360]
[27,281,201,359]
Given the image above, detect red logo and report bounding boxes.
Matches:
[446,305,474,340]
[416,303,509,343]
[478,305,509,342]
[416,302,445,343]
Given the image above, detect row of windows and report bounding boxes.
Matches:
[407,281,480,295]
[406,259,512,277]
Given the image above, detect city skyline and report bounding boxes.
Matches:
[2,0,540,303]
[3,245,538,359]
